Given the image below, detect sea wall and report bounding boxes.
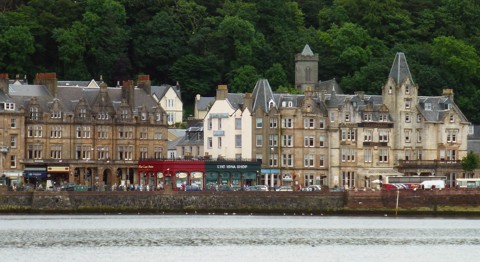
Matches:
[1,187,480,215]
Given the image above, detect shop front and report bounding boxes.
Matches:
[24,166,47,189]
[138,160,260,191]
[205,161,261,189]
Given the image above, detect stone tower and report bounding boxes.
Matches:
[295,44,319,92]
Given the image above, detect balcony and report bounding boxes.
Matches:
[397,160,462,170]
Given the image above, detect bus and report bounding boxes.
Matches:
[383,176,447,190]
[456,178,480,188]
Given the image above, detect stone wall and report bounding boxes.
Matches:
[1,189,480,215]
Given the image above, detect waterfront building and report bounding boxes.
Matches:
[201,45,471,189]
[203,85,253,160]
[0,74,25,186]
[138,159,260,190]
[0,73,168,189]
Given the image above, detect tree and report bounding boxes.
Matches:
[461,151,480,178]
[132,11,187,83]
[82,0,130,82]
[0,26,35,74]
[53,22,89,80]
[431,36,480,82]
[170,54,221,96]
[264,63,288,88]
[229,65,259,93]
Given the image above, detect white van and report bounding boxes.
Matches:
[420,180,445,189]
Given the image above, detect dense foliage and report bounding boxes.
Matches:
[1,0,480,123]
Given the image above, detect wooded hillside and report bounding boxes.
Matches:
[1,0,479,123]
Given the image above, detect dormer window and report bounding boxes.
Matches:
[268,100,275,110]
[121,109,129,119]
[363,113,372,122]
[3,103,15,111]
[97,112,109,120]
[79,108,86,119]
[288,101,293,107]
[51,111,62,119]
[29,107,39,120]
[425,103,432,110]
[156,113,162,122]
[141,112,147,120]
[345,113,350,122]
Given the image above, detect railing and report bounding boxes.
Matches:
[398,160,462,169]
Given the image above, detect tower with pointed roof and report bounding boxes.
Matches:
[295,44,319,92]
[382,52,418,123]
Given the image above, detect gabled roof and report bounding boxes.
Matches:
[58,79,101,88]
[196,96,215,111]
[389,52,414,85]
[151,85,181,100]
[417,96,468,122]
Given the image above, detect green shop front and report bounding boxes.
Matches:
[205,161,260,189]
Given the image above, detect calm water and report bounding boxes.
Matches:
[0,214,479,262]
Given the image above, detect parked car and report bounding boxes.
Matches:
[218,185,231,191]
[277,186,293,191]
[255,185,269,191]
[185,184,201,191]
[230,185,242,191]
[306,185,321,192]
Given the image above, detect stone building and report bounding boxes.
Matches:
[0,73,168,189]
[203,45,471,189]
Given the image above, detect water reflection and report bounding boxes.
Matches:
[1,215,480,261]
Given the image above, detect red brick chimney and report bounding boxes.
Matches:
[34,73,58,96]
[0,73,9,94]
[137,75,151,94]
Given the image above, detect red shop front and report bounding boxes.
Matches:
[138,160,205,190]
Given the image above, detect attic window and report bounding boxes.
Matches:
[345,113,350,122]
[4,103,15,111]
[141,112,147,120]
[405,85,410,94]
[447,103,452,110]
[425,103,432,110]
[388,86,392,94]
[268,100,275,110]
[79,108,86,119]
[449,114,454,123]
[51,111,62,119]
[29,107,39,120]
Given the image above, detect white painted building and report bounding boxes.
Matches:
[203,85,252,160]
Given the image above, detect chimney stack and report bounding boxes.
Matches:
[34,73,57,96]
[216,85,228,100]
[0,73,9,94]
[442,88,454,101]
[122,80,135,106]
[137,74,151,94]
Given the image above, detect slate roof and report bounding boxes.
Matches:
[389,52,414,85]
[301,44,314,56]
[151,85,181,100]
[252,79,275,112]
[317,79,343,94]
[7,82,162,117]
[196,96,215,111]
[468,125,480,153]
